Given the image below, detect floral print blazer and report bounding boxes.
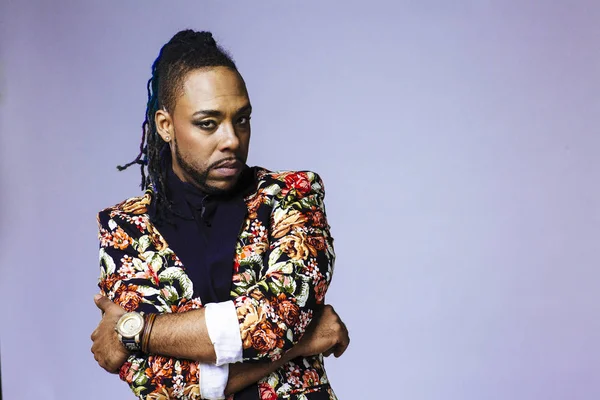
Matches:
[97,169,338,400]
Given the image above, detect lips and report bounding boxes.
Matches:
[212,159,243,177]
[215,159,243,169]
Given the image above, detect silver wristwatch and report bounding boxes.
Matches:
[115,311,144,352]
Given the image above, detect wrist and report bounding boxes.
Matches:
[284,345,301,362]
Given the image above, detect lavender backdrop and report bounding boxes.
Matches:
[0,1,598,399]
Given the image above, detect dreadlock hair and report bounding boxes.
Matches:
[117,30,238,222]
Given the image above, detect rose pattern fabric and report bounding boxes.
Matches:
[97,169,337,399]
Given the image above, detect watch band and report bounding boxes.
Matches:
[119,333,142,352]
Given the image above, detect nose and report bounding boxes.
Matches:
[218,121,240,152]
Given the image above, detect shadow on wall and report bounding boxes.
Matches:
[0,56,5,244]
[0,345,3,400]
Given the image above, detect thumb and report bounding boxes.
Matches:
[94,293,112,311]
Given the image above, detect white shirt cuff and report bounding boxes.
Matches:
[200,363,229,400]
[204,300,243,366]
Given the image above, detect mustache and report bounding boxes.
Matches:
[207,156,244,170]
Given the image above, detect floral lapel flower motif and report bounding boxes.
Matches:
[278,229,317,260]
[281,172,312,199]
[302,369,320,387]
[117,192,152,215]
[273,293,300,326]
[314,278,327,304]
[271,209,308,239]
[285,363,303,388]
[117,256,136,278]
[184,360,199,384]
[131,215,148,232]
[258,382,278,400]
[99,273,120,296]
[144,355,175,390]
[114,283,144,312]
[147,223,169,252]
[174,298,203,313]
[245,188,268,220]
[237,297,268,349]
[99,228,114,247]
[305,209,327,229]
[307,235,327,252]
[118,361,135,384]
[112,227,132,250]
[251,320,285,354]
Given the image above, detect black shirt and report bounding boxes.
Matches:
[149,166,255,303]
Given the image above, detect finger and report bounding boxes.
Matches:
[334,338,350,358]
[323,348,334,358]
[94,293,111,311]
[106,362,118,374]
[341,322,349,339]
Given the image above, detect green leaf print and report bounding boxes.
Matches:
[137,235,151,253]
[296,280,310,307]
[267,373,280,389]
[99,248,116,276]
[160,284,179,303]
[158,267,193,299]
[267,248,284,268]
[136,285,161,297]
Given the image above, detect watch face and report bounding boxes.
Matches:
[118,313,144,338]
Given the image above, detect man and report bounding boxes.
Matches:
[90,30,349,400]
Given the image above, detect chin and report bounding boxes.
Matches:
[205,179,237,194]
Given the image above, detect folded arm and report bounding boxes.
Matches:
[231,171,336,362]
[92,293,347,398]
[92,171,337,397]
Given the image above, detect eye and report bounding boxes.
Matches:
[195,120,217,130]
[237,116,251,125]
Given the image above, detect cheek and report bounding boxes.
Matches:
[175,126,216,159]
[239,129,251,149]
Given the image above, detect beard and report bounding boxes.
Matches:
[173,142,242,195]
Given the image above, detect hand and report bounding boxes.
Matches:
[293,304,350,358]
[90,294,129,373]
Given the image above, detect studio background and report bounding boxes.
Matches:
[0,1,598,399]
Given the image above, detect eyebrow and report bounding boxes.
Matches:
[193,104,252,118]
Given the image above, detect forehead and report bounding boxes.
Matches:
[176,66,249,113]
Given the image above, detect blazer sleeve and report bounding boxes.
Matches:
[233,171,336,362]
[96,210,204,400]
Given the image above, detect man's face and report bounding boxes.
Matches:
[159,66,251,194]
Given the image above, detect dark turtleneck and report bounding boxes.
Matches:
[149,166,255,303]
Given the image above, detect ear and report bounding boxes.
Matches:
[155,108,173,143]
